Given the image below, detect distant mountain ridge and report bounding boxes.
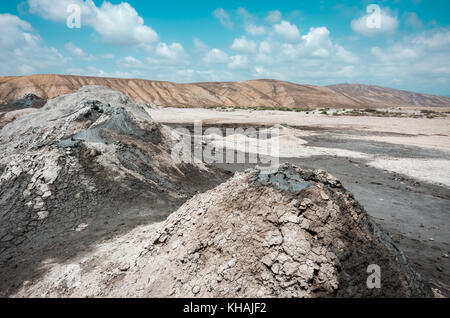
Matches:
[327,83,450,109]
[1,74,449,109]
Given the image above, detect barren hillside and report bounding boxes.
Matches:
[328,83,450,108]
[0,74,449,109]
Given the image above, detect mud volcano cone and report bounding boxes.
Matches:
[0,86,226,296]
[138,163,429,297]
[16,163,430,297]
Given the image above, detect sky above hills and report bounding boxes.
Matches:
[1,0,449,95]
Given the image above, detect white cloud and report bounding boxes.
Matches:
[213,8,233,29]
[119,56,144,68]
[0,13,66,75]
[193,38,208,53]
[302,27,330,47]
[362,29,450,92]
[237,7,266,36]
[335,45,358,63]
[371,29,450,63]
[228,55,249,70]
[7,4,449,95]
[274,26,358,69]
[204,49,228,64]
[255,53,274,65]
[245,24,266,36]
[94,2,158,45]
[254,66,269,77]
[237,7,253,22]
[351,9,398,37]
[83,65,143,78]
[411,29,450,50]
[371,46,419,62]
[259,41,272,54]
[65,42,84,56]
[27,0,159,46]
[279,43,299,61]
[301,27,333,57]
[273,20,300,42]
[266,10,282,23]
[231,36,257,53]
[64,42,95,61]
[152,42,188,64]
[404,12,424,29]
[28,0,92,21]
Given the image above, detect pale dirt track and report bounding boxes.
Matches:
[151,108,450,141]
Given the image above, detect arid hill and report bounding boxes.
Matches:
[328,83,450,109]
[1,74,449,109]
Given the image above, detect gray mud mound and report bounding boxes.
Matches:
[0,94,47,129]
[13,164,430,298]
[0,93,46,112]
[0,86,227,296]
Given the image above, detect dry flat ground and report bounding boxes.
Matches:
[152,107,450,296]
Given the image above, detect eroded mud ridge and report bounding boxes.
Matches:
[0,86,226,295]
[13,164,430,298]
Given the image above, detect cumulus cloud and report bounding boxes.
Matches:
[245,24,266,36]
[231,36,257,53]
[273,26,358,71]
[213,8,233,29]
[371,46,419,62]
[64,42,95,61]
[335,45,358,64]
[371,29,450,63]
[27,0,159,45]
[93,2,158,45]
[0,13,66,75]
[302,27,330,47]
[411,29,450,50]
[204,49,228,64]
[193,38,208,53]
[362,29,450,92]
[301,27,333,57]
[259,41,272,54]
[7,4,448,95]
[351,8,399,37]
[273,20,300,42]
[236,7,253,22]
[152,42,188,65]
[266,10,282,23]
[255,53,274,65]
[228,55,249,70]
[28,0,92,21]
[119,56,144,68]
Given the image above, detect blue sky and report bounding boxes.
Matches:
[1,0,450,95]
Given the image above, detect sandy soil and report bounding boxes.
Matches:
[152,107,450,296]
